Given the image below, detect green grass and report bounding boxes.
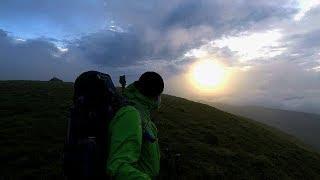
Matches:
[1,81,320,179]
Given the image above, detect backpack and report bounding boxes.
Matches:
[63,71,127,179]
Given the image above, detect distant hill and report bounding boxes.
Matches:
[49,77,63,82]
[212,103,320,151]
[1,81,320,179]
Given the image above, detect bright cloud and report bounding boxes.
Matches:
[294,0,320,21]
[57,46,68,52]
[213,30,285,62]
[311,66,320,72]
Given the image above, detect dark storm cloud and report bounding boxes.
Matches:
[0,29,82,81]
[66,31,147,67]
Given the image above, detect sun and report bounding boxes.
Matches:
[190,59,227,91]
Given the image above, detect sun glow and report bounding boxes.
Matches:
[189,59,227,93]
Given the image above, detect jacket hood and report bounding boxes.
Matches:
[124,82,159,112]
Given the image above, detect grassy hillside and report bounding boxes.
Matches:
[1,81,320,179]
[212,103,320,151]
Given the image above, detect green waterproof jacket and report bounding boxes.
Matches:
[106,83,160,179]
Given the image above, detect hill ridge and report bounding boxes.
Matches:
[1,81,320,179]
[211,102,320,151]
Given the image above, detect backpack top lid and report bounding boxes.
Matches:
[74,71,117,108]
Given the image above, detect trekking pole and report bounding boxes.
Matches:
[119,75,126,94]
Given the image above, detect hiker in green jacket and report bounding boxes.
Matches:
[107,72,164,179]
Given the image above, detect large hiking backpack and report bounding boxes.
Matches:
[63,71,127,179]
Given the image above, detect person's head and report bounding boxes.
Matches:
[134,72,164,100]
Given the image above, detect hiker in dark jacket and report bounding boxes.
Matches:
[106,72,164,179]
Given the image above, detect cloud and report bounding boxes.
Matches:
[0,0,108,39]
[65,25,214,68]
[164,4,320,114]
[226,60,320,113]
[213,30,285,62]
[283,96,304,101]
[0,29,85,81]
[1,0,299,69]
[294,0,320,21]
[66,30,149,67]
[1,0,320,114]
[105,0,297,30]
[61,0,298,73]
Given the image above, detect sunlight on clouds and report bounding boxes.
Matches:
[239,65,252,72]
[186,59,232,96]
[213,30,285,62]
[184,48,211,60]
[191,59,225,88]
[57,46,69,52]
[294,0,320,21]
[15,38,26,42]
[311,66,320,72]
[52,46,69,58]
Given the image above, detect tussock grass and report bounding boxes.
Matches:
[1,81,320,179]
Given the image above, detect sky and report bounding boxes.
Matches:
[1,0,320,114]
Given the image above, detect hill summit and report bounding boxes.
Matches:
[0,81,320,179]
[49,77,63,82]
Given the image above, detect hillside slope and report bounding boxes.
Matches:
[1,81,320,179]
[212,103,320,151]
